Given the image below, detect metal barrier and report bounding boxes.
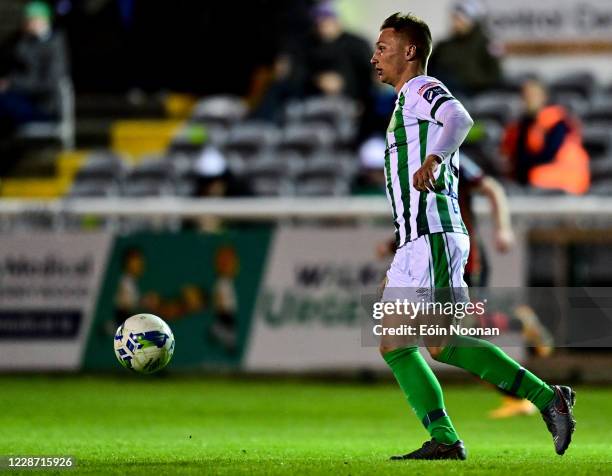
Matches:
[0,196,611,221]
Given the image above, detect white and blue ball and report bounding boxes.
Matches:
[114,314,175,374]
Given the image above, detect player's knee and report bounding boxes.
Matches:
[427,345,445,361]
[379,343,398,357]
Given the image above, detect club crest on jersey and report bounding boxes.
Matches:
[419,84,447,104]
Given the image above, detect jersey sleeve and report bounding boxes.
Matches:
[403,78,458,124]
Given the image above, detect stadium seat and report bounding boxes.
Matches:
[551,92,591,117]
[241,161,292,196]
[68,151,126,197]
[588,178,612,195]
[191,96,247,127]
[581,125,612,159]
[224,121,281,160]
[121,180,174,197]
[173,177,197,197]
[285,96,359,144]
[224,149,283,176]
[293,159,353,196]
[116,157,187,226]
[69,179,121,197]
[120,156,177,197]
[163,151,195,176]
[129,155,176,177]
[278,122,336,156]
[469,92,520,126]
[304,150,357,175]
[590,158,612,181]
[78,151,126,177]
[16,77,75,149]
[549,71,596,100]
[584,98,612,126]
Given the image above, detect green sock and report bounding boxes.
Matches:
[384,346,460,445]
[437,336,555,410]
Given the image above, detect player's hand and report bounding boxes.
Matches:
[413,154,441,192]
[375,239,395,259]
[495,227,515,253]
[315,71,344,95]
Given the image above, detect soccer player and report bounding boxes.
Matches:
[371,12,575,460]
[376,154,554,418]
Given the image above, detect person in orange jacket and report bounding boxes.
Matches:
[501,77,590,195]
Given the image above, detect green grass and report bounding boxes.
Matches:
[0,376,610,475]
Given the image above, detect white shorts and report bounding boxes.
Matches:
[382,232,470,302]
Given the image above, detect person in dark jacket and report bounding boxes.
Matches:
[0,1,69,133]
[429,0,502,97]
[304,1,373,101]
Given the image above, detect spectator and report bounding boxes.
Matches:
[429,0,502,97]
[352,136,387,195]
[250,52,305,123]
[252,1,375,141]
[501,77,590,195]
[189,146,252,232]
[192,146,251,198]
[249,1,315,122]
[0,1,69,136]
[305,1,373,101]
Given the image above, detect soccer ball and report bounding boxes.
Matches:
[114,314,175,374]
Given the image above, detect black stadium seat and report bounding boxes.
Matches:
[582,125,612,159]
[224,122,280,162]
[584,98,612,126]
[285,96,359,144]
[68,151,126,197]
[191,96,247,127]
[120,156,177,197]
[549,72,596,100]
[551,92,590,117]
[469,92,520,126]
[278,122,336,155]
[244,162,292,196]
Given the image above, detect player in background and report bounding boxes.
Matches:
[458,155,554,418]
[371,12,575,460]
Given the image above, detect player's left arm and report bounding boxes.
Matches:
[413,99,474,192]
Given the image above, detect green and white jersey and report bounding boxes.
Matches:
[384,75,468,247]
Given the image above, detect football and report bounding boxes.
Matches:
[114,314,175,374]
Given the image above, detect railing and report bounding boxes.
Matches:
[0,196,611,221]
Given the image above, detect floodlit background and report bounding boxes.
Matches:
[0,1,611,474]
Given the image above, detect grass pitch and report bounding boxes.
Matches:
[0,376,610,475]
